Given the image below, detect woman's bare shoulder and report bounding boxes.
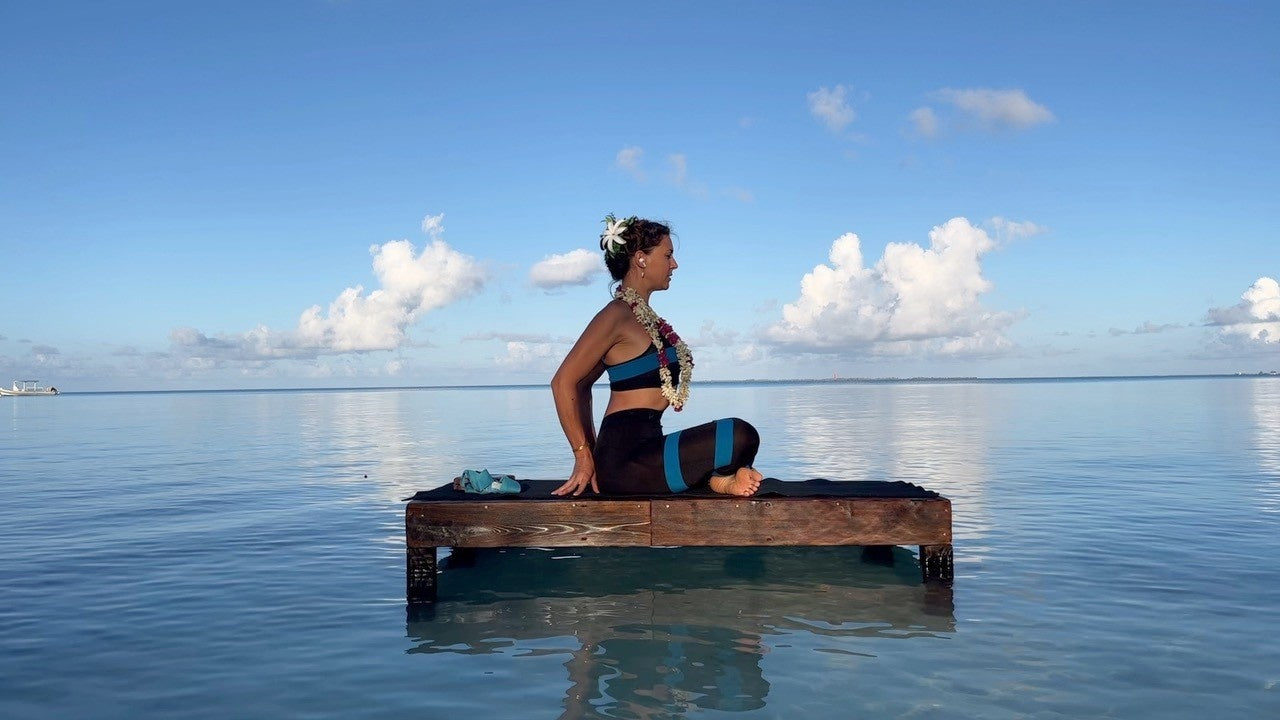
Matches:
[587,297,630,328]
[558,299,629,375]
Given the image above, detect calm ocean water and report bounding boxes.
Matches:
[2,377,1278,719]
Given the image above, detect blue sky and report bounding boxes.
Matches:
[1,1,1276,391]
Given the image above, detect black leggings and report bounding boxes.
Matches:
[593,409,760,495]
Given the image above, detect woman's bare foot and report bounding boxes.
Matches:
[708,467,763,497]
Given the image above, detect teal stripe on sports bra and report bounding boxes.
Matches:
[605,346,679,382]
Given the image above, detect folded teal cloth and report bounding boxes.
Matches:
[455,469,520,494]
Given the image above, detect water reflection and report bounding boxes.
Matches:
[771,384,992,549]
[295,387,570,504]
[407,547,954,718]
[1250,379,1280,513]
[291,390,477,503]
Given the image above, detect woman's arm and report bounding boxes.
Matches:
[573,368,603,449]
[551,305,619,496]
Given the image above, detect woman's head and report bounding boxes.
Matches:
[600,215,672,283]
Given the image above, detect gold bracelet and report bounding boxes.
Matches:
[572,442,590,453]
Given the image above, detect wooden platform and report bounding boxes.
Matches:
[404,478,952,602]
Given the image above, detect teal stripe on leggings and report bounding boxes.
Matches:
[663,431,687,492]
[714,418,732,469]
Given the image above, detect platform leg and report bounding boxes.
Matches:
[919,544,953,584]
[407,546,438,603]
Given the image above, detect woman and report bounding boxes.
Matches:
[551,214,763,497]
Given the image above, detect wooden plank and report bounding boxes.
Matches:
[406,500,651,548]
[650,497,951,547]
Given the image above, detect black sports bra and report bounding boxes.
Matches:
[604,342,681,391]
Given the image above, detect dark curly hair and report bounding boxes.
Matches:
[600,217,671,285]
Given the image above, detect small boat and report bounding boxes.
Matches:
[0,380,60,396]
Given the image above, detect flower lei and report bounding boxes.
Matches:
[615,286,694,411]
[600,213,636,256]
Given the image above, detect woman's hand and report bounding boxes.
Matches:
[553,453,599,496]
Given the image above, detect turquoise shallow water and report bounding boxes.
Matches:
[2,377,1278,718]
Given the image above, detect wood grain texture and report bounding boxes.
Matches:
[406,500,652,548]
[649,497,952,547]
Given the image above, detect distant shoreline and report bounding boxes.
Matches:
[39,371,1280,396]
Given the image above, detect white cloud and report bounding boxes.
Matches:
[1110,322,1184,337]
[616,146,737,199]
[909,106,939,138]
[766,217,1017,355]
[464,331,562,344]
[668,153,688,186]
[666,153,708,198]
[987,216,1047,244]
[932,88,1054,131]
[420,212,445,238]
[529,248,604,289]
[495,340,559,367]
[1135,321,1183,335]
[295,239,483,351]
[1208,277,1280,345]
[172,219,484,361]
[808,84,856,133]
[615,145,645,180]
[694,320,739,347]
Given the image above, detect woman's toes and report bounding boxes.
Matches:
[733,467,760,496]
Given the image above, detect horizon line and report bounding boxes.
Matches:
[31,370,1280,396]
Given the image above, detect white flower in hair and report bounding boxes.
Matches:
[601,215,629,254]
